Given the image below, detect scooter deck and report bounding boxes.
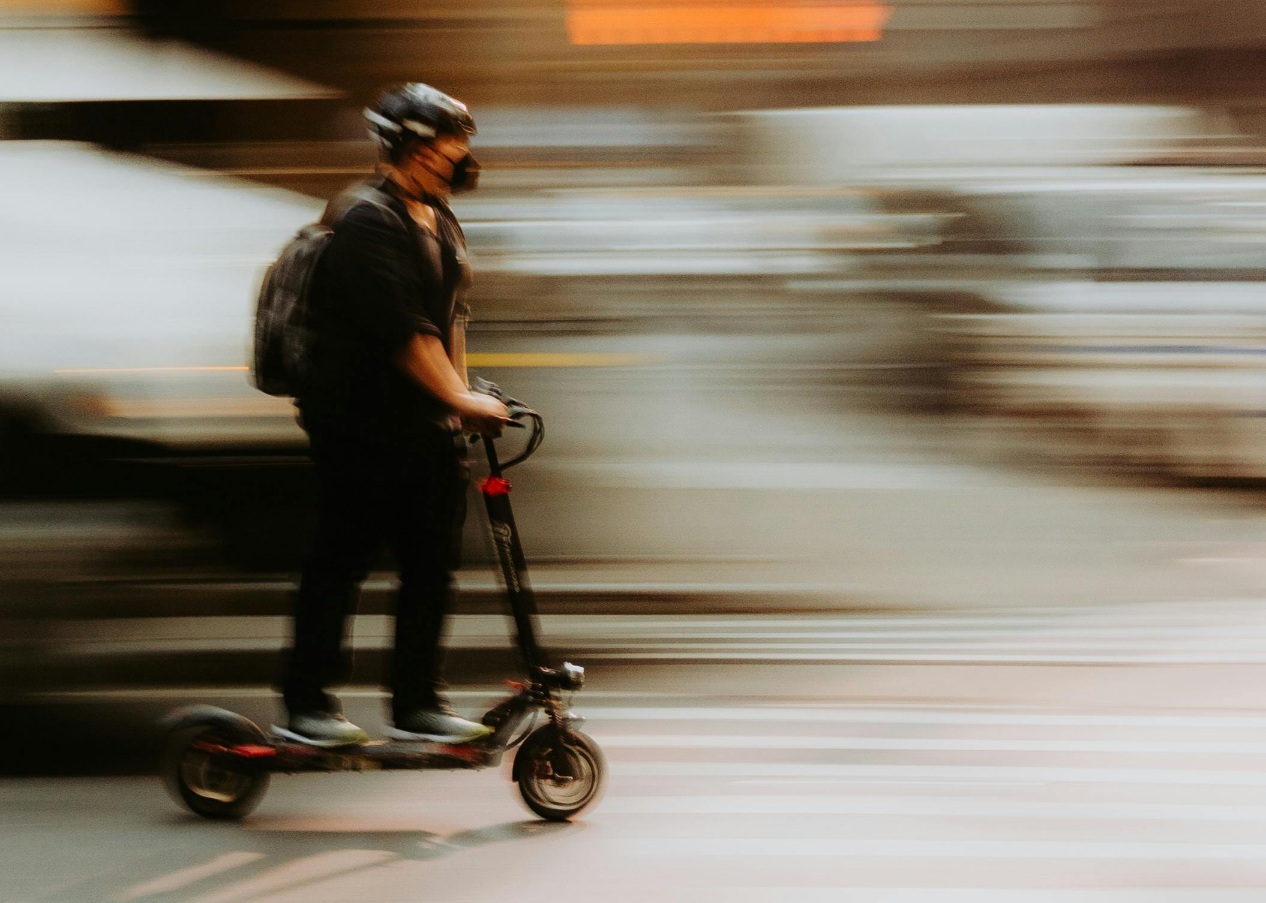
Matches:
[220,732,505,773]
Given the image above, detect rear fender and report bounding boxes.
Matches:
[160,705,265,741]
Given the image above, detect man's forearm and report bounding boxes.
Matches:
[449,316,469,388]
[395,333,471,410]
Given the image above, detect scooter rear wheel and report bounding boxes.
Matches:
[513,724,605,821]
[161,714,271,820]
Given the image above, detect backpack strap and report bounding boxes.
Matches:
[319,177,408,232]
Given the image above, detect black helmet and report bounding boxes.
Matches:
[365,83,476,159]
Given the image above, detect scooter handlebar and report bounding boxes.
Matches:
[504,402,532,427]
[469,377,544,468]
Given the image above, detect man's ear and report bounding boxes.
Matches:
[412,140,440,161]
[401,138,429,165]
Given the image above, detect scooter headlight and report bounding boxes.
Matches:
[560,662,585,691]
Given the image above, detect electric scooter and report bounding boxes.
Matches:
[159,390,605,822]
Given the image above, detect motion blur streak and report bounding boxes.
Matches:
[565,1,892,45]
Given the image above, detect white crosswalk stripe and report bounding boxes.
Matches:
[602,795,1266,821]
[661,894,1266,902]
[568,694,1266,889]
[628,838,1266,860]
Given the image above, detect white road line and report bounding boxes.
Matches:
[647,892,1266,902]
[627,838,1266,860]
[584,630,1266,639]
[574,639,1266,648]
[596,734,1266,754]
[614,763,1266,785]
[602,795,1266,822]
[586,650,1266,663]
[580,707,1266,728]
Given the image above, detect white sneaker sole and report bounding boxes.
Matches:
[270,725,368,748]
[384,725,493,744]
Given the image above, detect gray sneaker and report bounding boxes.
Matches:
[387,709,493,743]
[274,711,370,748]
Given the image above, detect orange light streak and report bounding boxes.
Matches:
[567,1,891,45]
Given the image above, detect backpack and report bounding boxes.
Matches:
[251,222,333,397]
[251,184,408,398]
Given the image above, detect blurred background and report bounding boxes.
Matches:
[7,0,1266,766]
[16,1,1266,899]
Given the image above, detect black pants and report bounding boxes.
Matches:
[279,426,467,721]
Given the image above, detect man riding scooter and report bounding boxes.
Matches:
[277,83,509,747]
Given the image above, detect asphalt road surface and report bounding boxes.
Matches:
[10,595,1266,902]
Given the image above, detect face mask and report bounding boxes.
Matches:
[450,152,481,194]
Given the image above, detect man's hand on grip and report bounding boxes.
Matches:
[459,392,510,436]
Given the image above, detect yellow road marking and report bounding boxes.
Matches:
[468,352,657,367]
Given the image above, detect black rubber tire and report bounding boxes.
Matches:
[161,716,271,820]
[513,724,605,821]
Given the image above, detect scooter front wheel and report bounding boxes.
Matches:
[513,724,605,821]
[161,709,271,820]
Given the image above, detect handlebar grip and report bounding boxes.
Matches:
[469,378,542,465]
[470,376,505,401]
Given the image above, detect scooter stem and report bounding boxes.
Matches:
[480,436,547,674]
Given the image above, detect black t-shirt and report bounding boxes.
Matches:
[297,178,470,446]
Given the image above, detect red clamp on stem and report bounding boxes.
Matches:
[479,477,511,496]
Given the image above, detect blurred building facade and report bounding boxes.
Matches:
[119,0,1266,113]
[10,2,1266,140]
